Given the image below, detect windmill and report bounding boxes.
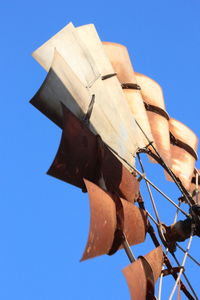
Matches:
[30,22,200,299]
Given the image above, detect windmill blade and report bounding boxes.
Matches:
[103,42,153,147]
[47,104,99,190]
[81,180,147,261]
[31,23,144,166]
[47,103,140,200]
[122,246,163,300]
[76,25,144,149]
[81,179,117,261]
[136,73,171,166]
[31,49,138,167]
[99,143,140,203]
[30,49,91,128]
[32,22,100,86]
[166,118,198,190]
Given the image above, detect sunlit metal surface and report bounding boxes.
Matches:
[167,118,198,190]
[103,42,153,147]
[136,73,171,166]
[31,23,143,167]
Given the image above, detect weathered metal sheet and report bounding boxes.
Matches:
[47,105,99,189]
[143,245,163,282]
[32,23,142,164]
[32,22,100,87]
[136,73,171,167]
[81,179,117,261]
[123,259,147,300]
[31,49,136,168]
[102,42,153,148]
[121,198,147,246]
[166,118,198,190]
[44,102,140,195]
[123,246,163,300]
[81,180,147,260]
[30,50,90,127]
[97,139,140,202]
[77,25,143,152]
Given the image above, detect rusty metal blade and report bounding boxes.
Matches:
[123,246,163,300]
[98,139,140,202]
[81,180,147,260]
[81,179,117,261]
[47,105,140,193]
[136,73,171,166]
[47,105,99,190]
[166,118,198,190]
[143,245,163,283]
[123,258,147,300]
[121,198,147,246]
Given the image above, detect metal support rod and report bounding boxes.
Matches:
[135,120,193,207]
[195,171,199,204]
[158,205,180,300]
[132,165,189,217]
[169,228,194,300]
[171,252,198,299]
[106,143,189,218]
[148,223,195,300]
[176,244,200,267]
[137,153,161,223]
[122,234,135,263]
[146,211,159,226]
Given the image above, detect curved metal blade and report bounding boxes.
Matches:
[166,118,198,190]
[47,105,99,190]
[136,73,171,167]
[47,104,140,193]
[32,22,100,86]
[103,42,153,147]
[123,258,147,300]
[81,179,117,261]
[32,23,143,165]
[123,246,163,300]
[98,141,140,202]
[143,245,163,282]
[81,180,147,260]
[121,198,147,246]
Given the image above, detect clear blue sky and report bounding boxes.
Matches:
[1,0,200,299]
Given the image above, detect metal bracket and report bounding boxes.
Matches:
[121,83,141,90]
[101,73,117,80]
[161,266,184,277]
[83,94,95,125]
[138,173,146,182]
